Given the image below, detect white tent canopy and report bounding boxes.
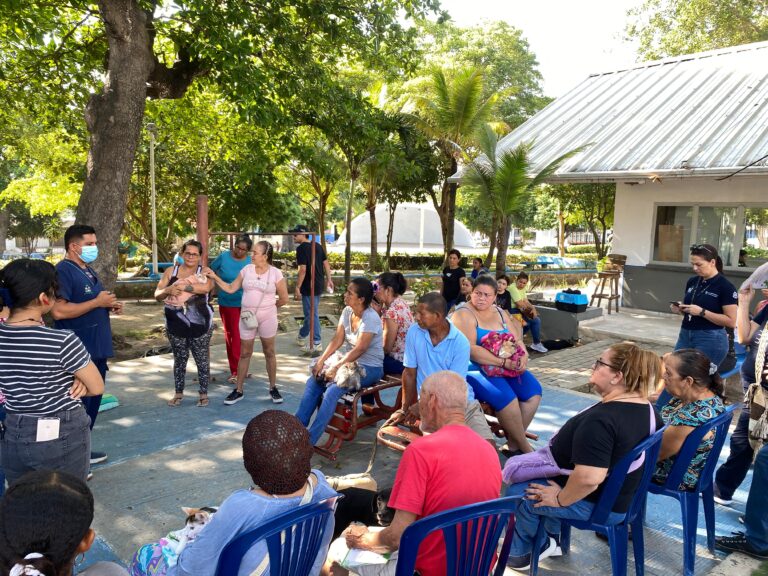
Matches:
[331,202,475,254]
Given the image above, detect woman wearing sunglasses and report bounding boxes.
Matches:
[665,244,736,406]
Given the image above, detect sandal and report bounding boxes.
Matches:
[167,394,183,407]
[197,394,209,407]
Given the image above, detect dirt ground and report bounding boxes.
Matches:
[110,297,341,361]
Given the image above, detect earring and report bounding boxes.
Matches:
[75,552,86,566]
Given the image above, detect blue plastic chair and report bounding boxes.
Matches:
[214,496,339,576]
[395,496,519,576]
[517,426,667,576]
[646,404,736,576]
[719,342,747,379]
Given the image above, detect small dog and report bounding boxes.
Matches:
[334,362,367,391]
[333,487,394,539]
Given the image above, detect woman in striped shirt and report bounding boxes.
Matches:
[0,259,104,485]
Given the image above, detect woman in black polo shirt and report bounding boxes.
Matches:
[670,244,737,374]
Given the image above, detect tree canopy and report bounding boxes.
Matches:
[626,0,768,59]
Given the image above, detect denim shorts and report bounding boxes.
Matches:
[1,405,91,486]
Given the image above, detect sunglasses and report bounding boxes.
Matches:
[690,244,714,257]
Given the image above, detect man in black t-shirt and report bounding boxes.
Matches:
[291,225,334,349]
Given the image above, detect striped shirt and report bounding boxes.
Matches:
[0,325,91,415]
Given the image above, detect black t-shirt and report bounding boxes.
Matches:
[296,241,327,296]
[441,266,465,302]
[495,291,513,314]
[742,305,768,385]
[550,401,663,513]
[680,274,737,330]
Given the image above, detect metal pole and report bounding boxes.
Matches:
[197,195,209,266]
[147,123,158,277]
[309,234,316,352]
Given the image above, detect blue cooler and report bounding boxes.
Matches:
[555,290,588,313]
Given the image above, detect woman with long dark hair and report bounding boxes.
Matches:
[0,259,103,485]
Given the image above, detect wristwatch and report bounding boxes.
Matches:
[699,308,706,317]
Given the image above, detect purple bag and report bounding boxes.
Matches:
[502,402,656,485]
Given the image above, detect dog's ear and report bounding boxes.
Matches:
[181,506,197,516]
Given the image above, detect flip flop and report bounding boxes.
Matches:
[167,395,183,407]
[197,395,209,407]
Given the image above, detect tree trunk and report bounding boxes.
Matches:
[318,192,328,256]
[385,201,397,272]
[368,203,378,271]
[344,177,355,283]
[485,214,498,269]
[434,157,458,265]
[0,205,9,254]
[495,216,512,273]
[76,0,154,289]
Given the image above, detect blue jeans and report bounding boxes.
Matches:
[715,379,753,499]
[1,406,91,486]
[295,364,384,444]
[299,294,322,343]
[745,444,768,551]
[658,328,731,407]
[674,328,729,366]
[506,480,625,557]
[525,316,543,344]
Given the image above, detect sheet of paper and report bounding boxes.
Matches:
[36,418,60,442]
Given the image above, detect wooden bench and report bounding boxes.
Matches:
[314,375,403,460]
[377,401,538,453]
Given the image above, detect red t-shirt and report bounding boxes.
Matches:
[388,424,501,576]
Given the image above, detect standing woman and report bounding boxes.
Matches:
[670,244,737,367]
[0,259,104,485]
[452,275,542,455]
[209,234,252,384]
[154,240,214,407]
[441,249,466,314]
[205,241,289,405]
[374,272,413,375]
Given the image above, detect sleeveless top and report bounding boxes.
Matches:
[461,305,510,371]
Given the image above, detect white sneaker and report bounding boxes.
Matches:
[530,342,549,353]
[296,335,307,347]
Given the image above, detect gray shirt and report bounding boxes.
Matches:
[340,306,384,368]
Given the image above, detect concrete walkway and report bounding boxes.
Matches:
[80,317,759,575]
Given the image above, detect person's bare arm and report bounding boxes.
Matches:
[658,424,696,461]
[528,464,608,509]
[452,308,510,369]
[736,289,760,344]
[51,290,118,320]
[679,303,736,329]
[154,268,179,302]
[325,332,375,381]
[275,278,289,308]
[295,264,307,300]
[312,323,346,377]
[344,509,418,553]
[324,260,334,290]
[203,267,244,294]
[382,317,397,354]
[73,361,105,397]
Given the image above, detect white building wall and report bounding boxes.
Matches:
[612,175,767,266]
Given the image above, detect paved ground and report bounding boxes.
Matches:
[80,309,759,575]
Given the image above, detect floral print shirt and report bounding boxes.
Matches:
[653,396,725,490]
[382,296,414,363]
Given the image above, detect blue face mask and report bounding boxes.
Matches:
[174,254,184,265]
[80,245,98,263]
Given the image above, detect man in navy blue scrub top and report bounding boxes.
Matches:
[52,224,121,475]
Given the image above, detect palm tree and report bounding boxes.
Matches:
[462,124,585,271]
[408,68,497,261]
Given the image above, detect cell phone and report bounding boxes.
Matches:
[670,301,682,306]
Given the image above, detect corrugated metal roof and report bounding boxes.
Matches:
[492,41,768,182]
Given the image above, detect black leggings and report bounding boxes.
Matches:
[167,328,213,394]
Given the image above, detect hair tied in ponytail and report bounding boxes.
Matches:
[9,553,45,576]
[709,362,718,376]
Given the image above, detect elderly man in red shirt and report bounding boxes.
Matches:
[324,370,502,576]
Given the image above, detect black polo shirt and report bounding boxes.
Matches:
[680,273,737,330]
